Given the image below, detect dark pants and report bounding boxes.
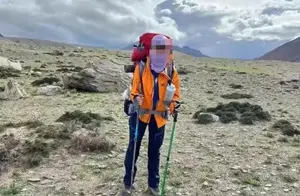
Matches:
[123,112,165,189]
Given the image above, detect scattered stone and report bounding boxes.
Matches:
[229,84,243,89]
[293,183,299,188]
[44,50,64,56]
[40,63,47,68]
[40,179,52,185]
[0,78,29,100]
[221,92,253,99]
[28,177,41,182]
[0,56,22,71]
[30,71,42,77]
[202,181,209,188]
[194,112,219,124]
[38,85,63,96]
[177,67,191,75]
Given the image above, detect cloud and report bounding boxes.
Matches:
[155,0,300,58]
[0,0,299,59]
[0,0,186,47]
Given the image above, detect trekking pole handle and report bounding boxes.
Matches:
[173,111,178,122]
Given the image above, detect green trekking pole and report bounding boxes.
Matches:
[161,111,178,196]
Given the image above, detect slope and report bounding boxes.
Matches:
[257,37,300,62]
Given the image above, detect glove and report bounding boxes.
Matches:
[170,101,181,115]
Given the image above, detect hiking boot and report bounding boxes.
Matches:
[121,184,136,196]
[148,187,160,196]
[121,186,131,196]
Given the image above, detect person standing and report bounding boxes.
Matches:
[122,34,181,195]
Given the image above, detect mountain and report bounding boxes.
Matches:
[122,43,208,58]
[257,37,300,62]
[0,33,3,37]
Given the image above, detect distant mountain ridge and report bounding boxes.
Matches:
[257,37,300,62]
[122,43,208,58]
[0,33,3,37]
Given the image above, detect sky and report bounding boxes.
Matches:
[0,0,299,59]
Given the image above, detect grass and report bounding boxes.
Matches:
[209,64,272,75]
[56,110,114,125]
[272,119,300,136]
[0,108,116,170]
[0,182,22,195]
[233,170,261,187]
[193,102,271,125]
[0,120,44,132]
[70,133,115,153]
[281,173,298,183]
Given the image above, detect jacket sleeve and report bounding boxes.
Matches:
[130,64,141,101]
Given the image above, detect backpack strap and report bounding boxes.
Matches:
[138,60,146,95]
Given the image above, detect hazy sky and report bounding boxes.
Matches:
[0,0,299,59]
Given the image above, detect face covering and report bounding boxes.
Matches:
[149,50,169,73]
[149,34,170,73]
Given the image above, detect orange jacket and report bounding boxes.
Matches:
[130,56,180,128]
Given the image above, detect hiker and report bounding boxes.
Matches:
[122,34,181,195]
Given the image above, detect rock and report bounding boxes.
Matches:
[0,79,29,100]
[38,85,62,96]
[196,113,219,124]
[0,56,22,71]
[231,166,241,170]
[62,61,128,93]
[52,50,64,56]
[28,177,41,182]
[31,71,42,77]
[202,181,209,188]
[98,165,107,169]
[40,179,52,185]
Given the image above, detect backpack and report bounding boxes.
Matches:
[131,32,171,62]
[123,33,175,116]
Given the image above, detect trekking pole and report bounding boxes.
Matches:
[161,111,178,196]
[130,105,140,191]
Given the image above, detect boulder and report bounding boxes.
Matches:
[62,61,128,93]
[0,56,22,71]
[0,79,29,100]
[197,113,219,124]
[38,85,62,96]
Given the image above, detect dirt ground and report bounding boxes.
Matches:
[1,37,300,196]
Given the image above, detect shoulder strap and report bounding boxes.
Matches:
[139,61,146,95]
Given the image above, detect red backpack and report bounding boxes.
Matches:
[131,32,172,62]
